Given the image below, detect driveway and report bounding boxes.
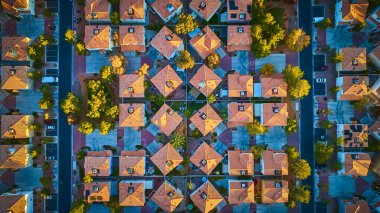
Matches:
[231,51,249,74]
[86,51,109,73]
[15,167,43,190]
[125,53,141,73]
[328,101,354,124]
[328,175,355,197]
[123,127,141,151]
[232,126,249,150]
[16,90,43,113]
[255,126,286,150]
[326,27,353,49]
[86,129,117,150]
[256,203,287,213]
[255,54,286,73]
[17,15,44,39]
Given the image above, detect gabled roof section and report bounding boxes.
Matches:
[2,36,31,61]
[337,124,368,148]
[260,73,287,98]
[151,181,184,212]
[119,103,145,127]
[151,0,182,21]
[150,143,183,175]
[151,104,183,136]
[227,0,252,22]
[261,180,289,204]
[342,198,371,213]
[342,153,371,176]
[0,145,31,169]
[119,26,146,52]
[261,150,289,175]
[190,142,223,175]
[338,76,368,101]
[84,182,111,203]
[190,104,222,136]
[151,65,183,97]
[84,25,111,50]
[227,25,252,52]
[189,0,221,21]
[1,66,30,90]
[84,0,110,20]
[228,73,254,97]
[228,102,253,128]
[84,151,112,176]
[1,115,33,139]
[340,48,366,71]
[190,65,222,96]
[0,194,27,213]
[150,26,183,59]
[341,0,368,24]
[119,150,146,176]
[119,74,145,98]
[190,181,224,213]
[1,0,28,14]
[228,150,254,176]
[228,180,255,204]
[119,181,145,206]
[368,46,380,69]
[189,26,221,59]
[120,0,145,20]
[262,103,288,127]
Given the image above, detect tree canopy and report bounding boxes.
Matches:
[286,29,310,52]
[100,66,116,82]
[65,29,77,44]
[286,184,311,208]
[315,141,334,164]
[285,118,297,135]
[175,13,199,34]
[283,65,310,98]
[70,200,89,213]
[250,145,266,160]
[283,144,299,161]
[170,133,186,149]
[99,121,115,135]
[78,121,95,135]
[83,174,93,183]
[205,53,221,69]
[61,93,81,116]
[175,50,195,70]
[316,18,331,30]
[261,64,275,76]
[110,11,120,24]
[289,159,311,179]
[247,119,269,135]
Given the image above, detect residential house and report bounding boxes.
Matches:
[190,142,223,175]
[260,150,288,175]
[370,120,380,141]
[336,76,368,101]
[2,36,31,61]
[119,26,146,52]
[368,77,380,106]
[1,66,32,91]
[84,0,110,22]
[337,124,368,148]
[119,103,146,127]
[1,115,34,139]
[190,104,222,136]
[151,181,184,212]
[151,0,182,23]
[190,181,224,213]
[1,0,35,17]
[84,150,112,177]
[227,25,252,52]
[189,65,222,96]
[150,143,183,175]
[228,150,254,176]
[150,26,184,60]
[228,180,254,205]
[337,152,371,177]
[150,64,183,97]
[189,0,221,21]
[0,145,32,169]
[258,103,288,127]
[119,180,145,206]
[119,74,145,98]
[261,180,289,204]
[368,46,380,69]
[84,182,110,203]
[227,0,252,23]
[0,191,33,213]
[227,102,253,128]
[340,197,371,212]
[119,150,146,176]
[257,73,287,98]
[366,6,380,32]
[120,0,146,23]
[84,25,112,51]
[189,26,221,59]
[336,48,366,71]
[228,73,254,98]
[335,0,368,27]
[151,104,183,136]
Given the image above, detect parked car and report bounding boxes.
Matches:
[42,76,59,83]
[316,78,326,83]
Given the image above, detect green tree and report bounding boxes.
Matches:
[65,29,77,44]
[328,159,343,172]
[29,122,42,131]
[352,96,369,111]
[283,144,299,161]
[108,196,122,213]
[106,105,120,119]
[110,11,120,24]
[283,65,304,85]
[170,133,186,149]
[100,66,115,82]
[40,176,53,186]
[135,63,150,76]
[289,159,311,180]
[316,18,331,30]
[286,184,311,208]
[99,121,115,135]
[175,13,199,34]
[83,174,93,183]
[39,94,54,110]
[76,150,86,160]
[319,120,332,129]
[288,79,311,99]
[261,64,275,76]
[250,145,266,160]
[75,42,87,56]
[207,94,217,104]
[176,50,195,70]
[286,29,310,52]
[353,22,366,31]
[330,53,343,63]
[40,187,52,198]
[247,119,268,135]
[329,86,341,94]
[205,53,220,69]
[78,121,95,135]
[336,136,345,146]
[61,93,81,115]
[285,118,297,135]
[42,162,51,171]
[108,0,119,5]
[70,200,89,213]
[315,141,334,164]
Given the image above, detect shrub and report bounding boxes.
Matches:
[205,53,220,69]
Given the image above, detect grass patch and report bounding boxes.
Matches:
[267,7,284,27]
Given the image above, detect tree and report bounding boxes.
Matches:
[108,196,122,213]
[61,93,81,115]
[207,94,217,104]
[99,121,115,135]
[170,133,186,149]
[83,174,93,183]
[205,53,220,69]
[288,79,311,99]
[289,159,311,179]
[286,29,310,52]
[175,13,199,34]
[328,159,343,171]
[108,0,119,5]
[329,86,341,94]
[175,50,195,70]
[283,145,299,161]
[78,121,94,135]
[100,66,115,82]
[247,119,268,135]
[316,18,331,30]
[110,11,120,24]
[29,122,42,131]
[75,42,87,56]
[283,65,304,85]
[40,187,52,198]
[353,22,366,32]
[286,184,310,208]
[65,29,77,44]
[70,200,89,213]
[135,63,150,76]
[106,105,120,119]
[40,176,53,186]
[336,137,345,146]
[77,150,86,160]
[39,94,54,110]
[319,120,332,129]
[353,96,369,111]
[250,145,266,160]
[112,31,119,46]
[285,118,297,135]
[315,141,334,164]
[109,54,126,74]
[42,162,51,171]
[261,64,275,76]
[330,53,343,63]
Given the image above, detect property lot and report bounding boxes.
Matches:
[313,54,326,72]
[45,45,58,62]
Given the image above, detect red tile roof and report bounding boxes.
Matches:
[151,181,184,212]
[119,103,145,127]
[150,64,183,97]
[261,180,288,204]
[227,25,252,52]
[190,142,223,175]
[228,103,253,128]
[119,74,145,98]
[190,65,222,96]
[2,36,31,61]
[189,0,221,21]
[228,150,254,176]
[228,73,253,97]
[190,104,222,136]
[190,181,224,213]
[150,143,183,175]
[120,0,145,21]
[151,104,183,136]
[260,74,287,98]
[150,26,183,59]
[84,25,111,50]
[84,182,110,203]
[228,180,254,204]
[261,103,288,127]
[84,151,112,176]
[119,26,145,52]
[261,150,288,175]
[189,26,221,59]
[119,181,145,206]
[227,0,252,22]
[119,150,146,176]
[84,0,110,20]
[337,76,368,101]
[151,0,182,21]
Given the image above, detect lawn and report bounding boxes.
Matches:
[267,7,284,27]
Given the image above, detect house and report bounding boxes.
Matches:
[119,74,145,98]
[368,46,380,69]
[336,48,366,71]
[1,0,35,17]
[335,0,368,27]
[337,152,371,176]
[0,145,32,169]
[2,36,31,61]
[84,150,112,176]
[261,180,289,204]
[366,6,380,32]
[227,25,252,52]
[119,103,146,127]
[228,180,254,205]
[368,77,380,106]
[119,150,146,176]
[151,0,182,23]
[337,124,368,148]
[1,115,34,139]
[227,0,252,23]
[259,103,288,127]
[189,65,222,96]
[120,0,146,23]
[336,76,368,101]
[151,104,183,136]
[370,120,380,141]
[259,73,287,98]
[228,73,254,97]
[1,66,31,91]
[190,181,224,213]
[151,181,184,212]
[260,150,288,175]
[190,104,222,136]
[119,180,145,206]
[189,26,221,59]
[190,142,223,175]
[228,150,254,176]
[189,0,221,21]
[150,64,183,97]
[0,191,33,213]
[119,26,146,52]
[84,182,110,203]
[84,25,112,51]
[150,143,183,175]
[150,26,184,60]
[84,0,110,22]
[227,102,253,128]
[340,197,371,212]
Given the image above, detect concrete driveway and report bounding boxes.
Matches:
[328,101,354,124]
[16,90,43,113]
[326,27,353,49]
[255,126,286,150]
[232,126,249,150]
[255,54,286,73]
[15,167,43,190]
[231,51,249,74]
[86,51,109,73]
[328,175,355,197]
[123,127,141,151]
[125,53,141,73]
[86,129,117,150]
[17,15,44,39]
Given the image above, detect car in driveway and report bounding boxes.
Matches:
[42,76,59,83]
[316,78,326,83]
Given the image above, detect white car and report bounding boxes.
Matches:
[316,78,326,83]
[42,76,59,83]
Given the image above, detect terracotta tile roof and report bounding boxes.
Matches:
[189,26,221,59]
[150,143,183,175]
[260,74,287,98]
[190,181,223,213]
[342,198,371,213]
[84,25,111,50]
[261,103,288,127]
[190,142,223,175]
[189,0,221,21]
[150,26,183,59]
[1,66,30,90]
[340,48,366,71]
[119,26,146,52]
[340,0,368,24]
[0,145,31,169]
[228,180,254,204]
[227,0,252,22]
[261,150,288,175]
[119,181,145,206]
[119,150,146,176]
[227,25,252,52]
[84,182,110,203]
[228,150,254,176]
[151,181,184,212]
[227,102,253,128]
[342,153,371,176]
[119,103,145,127]
[1,115,33,139]
[190,65,222,96]
[369,120,380,133]
[337,76,368,101]
[120,0,145,20]
[151,0,182,21]
[151,104,183,136]
[1,0,28,13]
[190,104,222,136]
[261,180,289,204]
[119,74,145,98]
[1,36,31,61]
[368,46,380,69]
[338,124,368,148]
[84,0,110,20]
[84,150,112,176]
[0,194,27,213]
[151,65,183,97]
[228,73,254,97]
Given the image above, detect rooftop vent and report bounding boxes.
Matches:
[128,27,135,33]
[127,86,134,93]
[275,181,282,188]
[92,168,99,174]
[200,159,207,166]
[274,169,281,175]
[352,154,360,160]
[167,191,174,198]
[7,128,16,135]
[198,31,205,37]
[9,69,16,76]
[352,59,358,66]
[272,88,278,95]
[273,106,279,113]
[167,109,174,115]
[240,91,247,97]
[200,112,207,120]
[128,7,134,15]
[237,27,244,33]
[166,80,173,88]
[166,160,173,166]
[240,170,246,175]
[91,13,98,19]
[352,78,359,84]
[199,2,206,9]
[200,192,207,200]
[238,105,244,111]
[128,186,134,194]
[166,3,175,13]
[165,35,172,41]
[128,107,134,114]
[241,182,247,188]
[239,13,246,19]
[7,148,16,156]
[93,185,99,192]
[127,168,134,174]
[93,28,99,35]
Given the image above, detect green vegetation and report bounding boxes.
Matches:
[260,64,275,76]
[40,187,52,198]
[135,63,150,76]
[110,11,120,24]
[64,29,88,56]
[316,18,331,30]
[315,141,334,164]
[107,0,119,5]
[170,133,186,149]
[65,29,76,44]
[247,119,269,135]
[289,159,311,179]
[175,13,199,34]
[319,120,332,129]
[28,33,56,69]
[70,200,89,213]
[175,50,195,70]
[78,121,95,135]
[329,86,341,94]
[29,122,42,131]
[61,93,81,121]
[40,176,53,186]
[283,65,310,99]
[285,118,297,135]
[100,66,116,82]
[83,174,93,183]
[353,22,366,31]
[109,54,126,75]
[207,94,217,104]
[286,184,311,208]
[108,196,123,213]
[99,121,115,135]
[330,53,343,63]
[328,159,343,171]
[250,145,266,160]
[286,29,310,52]
[205,53,221,69]
[267,7,284,26]
[352,96,369,111]
[283,145,299,161]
